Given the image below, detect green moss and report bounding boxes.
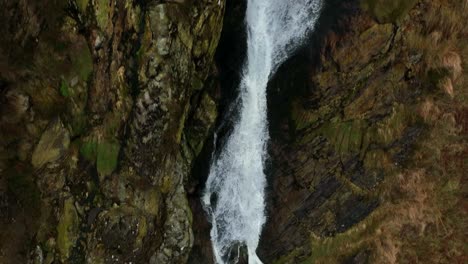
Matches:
[290,99,320,131]
[141,189,161,216]
[95,0,110,30]
[191,75,204,91]
[57,197,79,262]
[71,45,93,81]
[361,0,418,23]
[77,0,89,12]
[135,215,148,249]
[80,140,98,162]
[302,212,385,264]
[349,121,365,151]
[306,235,365,263]
[70,113,88,137]
[60,80,70,97]
[161,176,173,194]
[96,141,120,177]
[339,122,353,154]
[273,249,301,264]
[126,3,142,32]
[318,120,366,156]
[179,20,194,52]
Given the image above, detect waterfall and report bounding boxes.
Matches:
[203,0,323,263]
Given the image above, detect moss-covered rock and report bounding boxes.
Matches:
[57,196,79,262]
[186,92,218,156]
[96,140,120,178]
[94,0,111,30]
[31,119,70,169]
[0,0,226,263]
[59,80,70,98]
[80,139,98,162]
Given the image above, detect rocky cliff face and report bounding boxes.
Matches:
[1,0,466,264]
[0,0,224,263]
[258,0,467,263]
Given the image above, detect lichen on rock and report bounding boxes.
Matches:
[31,118,70,169]
[57,196,80,262]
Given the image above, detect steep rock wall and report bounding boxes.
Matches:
[0,0,225,263]
[259,0,467,263]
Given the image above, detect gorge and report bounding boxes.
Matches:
[0,0,466,264]
[202,0,322,263]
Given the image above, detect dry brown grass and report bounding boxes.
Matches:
[440,50,463,97]
[425,0,467,39]
[419,98,442,122]
[442,51,463,79]
[295,0,467,263]
[405,0,466,98]
[441,78,454,97]
[372,170,437,263]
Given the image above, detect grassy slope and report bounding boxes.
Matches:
[277,0,467,263]
[308,1,467,263]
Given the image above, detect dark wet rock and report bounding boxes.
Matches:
[0,0,225,263]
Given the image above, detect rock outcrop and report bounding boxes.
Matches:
[0,0,224,263]
[258,0,467,263]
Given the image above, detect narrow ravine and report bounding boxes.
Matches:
[202,0,323,263]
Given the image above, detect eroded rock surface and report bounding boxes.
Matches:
[258,0,467,263]
[0,0,224,263]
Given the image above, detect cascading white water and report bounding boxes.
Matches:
[203,0,322,263]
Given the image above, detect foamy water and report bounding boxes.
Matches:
[203,0,323,263]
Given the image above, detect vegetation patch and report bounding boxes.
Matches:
[77,0,90,12]
[276,0,467,262]
[96,140,120,177]
[361,0,418,23]
[80,140,98,162]
[95,0,110,30]
[60,80,70,97]
[70,44,93,81]
[57,197,79,262]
